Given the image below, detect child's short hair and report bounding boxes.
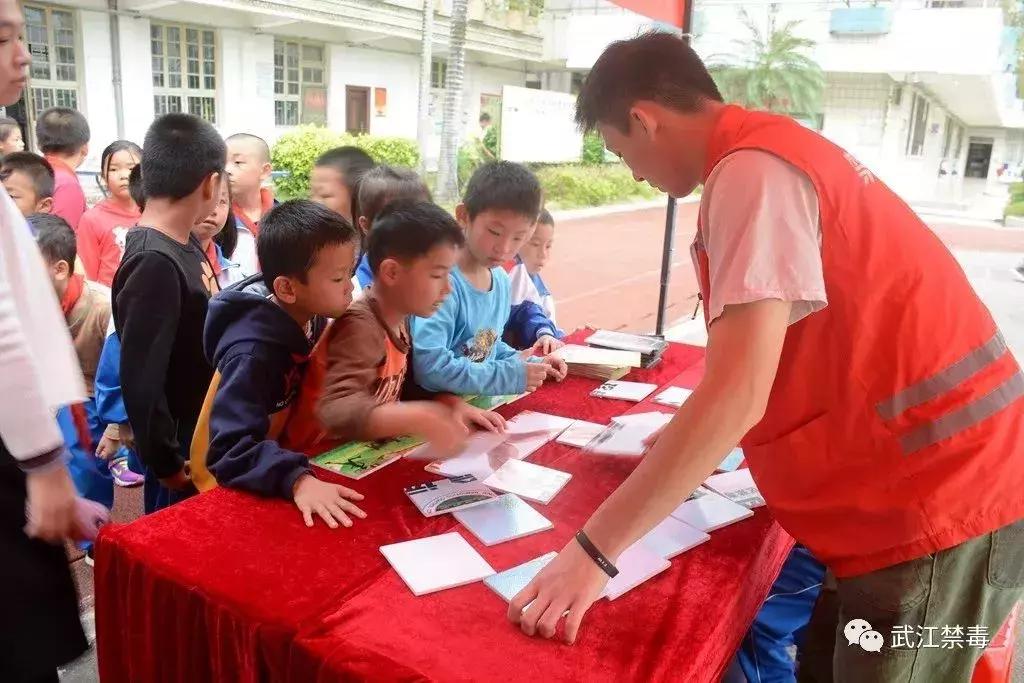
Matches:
[0,116,20,143]
[35,107,90,155]
[463,161,542,222]
[128,164,145,210]
[31,213,76,271]
[537,208,554,226]
[358,165,432,229]
[142,113,226,200]
[258,199,359,290]
[1,152,55,199]
[314,146,375,217]
[368,200,465,275]
[225,132,271,163]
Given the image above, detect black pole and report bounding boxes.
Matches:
[654,0,696,336]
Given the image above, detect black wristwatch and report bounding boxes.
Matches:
[574,530,619,578]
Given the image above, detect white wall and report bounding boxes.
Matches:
[327,45,421,140]
[219,29,275,140]
[117,15,154,147]
[78,10,116,171]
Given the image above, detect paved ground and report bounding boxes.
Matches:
[60,204,1024,681]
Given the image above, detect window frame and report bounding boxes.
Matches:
[273,38,327,127]
[905,93,930,158]
[151,21,218,124]
[23,3,82,123]
[431,58,448,89]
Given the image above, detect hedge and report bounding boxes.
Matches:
[1005,200,1024,218]
[536,163,660,209]
[271,126,420,199]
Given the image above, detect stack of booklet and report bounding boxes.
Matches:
[552,344,641,381]
[585,329,668,369]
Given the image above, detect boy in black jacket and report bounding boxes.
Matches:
[192,200,367,529]
[112,113,225,512]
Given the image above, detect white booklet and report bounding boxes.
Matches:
[553,344,642,368]
[585,330,668,355]
[669,486,754,532]
[380,532,495,596]
[505,410,576,439]
[454,494,553,546]
[611,411,674,429]
[652,386,694,408]
[590,380,658,402]
[556,420,606,448]
[584,415,672,457]
[640,516,712,560]
[484,551,558,602]
[484,459,572,504]
[601,541,672,601]
[404,474,499,517]
[704,469,766,509]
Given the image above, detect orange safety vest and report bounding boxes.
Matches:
[693,105,1024,577]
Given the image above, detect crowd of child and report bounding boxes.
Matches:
[6,107,571,533]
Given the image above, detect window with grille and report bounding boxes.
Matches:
[431,58,447,89]
[24,4,79,120]
[273,39,326,126]
[151,22,217,123]
[905,93,929,157]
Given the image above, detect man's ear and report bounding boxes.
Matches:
[454,203,469,228]
[37,197,53,214]
[272,275,298,304]
[628,105,658,140]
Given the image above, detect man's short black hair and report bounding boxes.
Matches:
[226,132,271,164]
[142,113,226,200]
[462,161,542,222]
[258,199,359,290]
[31,213,76,272]
[358,165,432,228]
[575,30,723,134]
[1,152,55,199]
[0,116,20,142]
[537,208,554,226]
[479,112,492,124]
[368,200,464,275]
[35,107,90,155]
[315,146,375,218]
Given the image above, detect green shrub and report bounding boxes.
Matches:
[535,163,659,209]
[1005,200,1024,218]
[482,124,499,159]
[1010,182,1024,203]
[271,126,420,199]
[581,131,607,166]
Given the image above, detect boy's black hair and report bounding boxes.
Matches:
[0,152,55,199]
[0,116,20,142]
[537,208,554,226]
[31,213,77,272]
[35,107,90,155]
[258,199,358,290]
[575,31,722,134]
[128,164,146,210]
[226,132,271,163]
[358,165,432,229]
[100,140,143,178]
[462,161,542,222]
[479,112,492,124]
[141,113,226,200]
[314,145,375,218]
[213,178,239,258]
[368,200,465,275]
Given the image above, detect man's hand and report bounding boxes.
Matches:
[95,434,120,461]
[508,537,610,644]
[24,465,80,543]
[292,473,367,529]
[119,423,135,451]
[541,355,568,382]
[524,362,549,392]
[159,466,192,491]
[533,334,564,356]
[452,402,507,434]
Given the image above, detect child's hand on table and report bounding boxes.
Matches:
[411,403,470,459]
[533,334,564,356]
[451,402,507,434]
[292,473,366,529]
[541,355,568,382]
[524,362,549,392]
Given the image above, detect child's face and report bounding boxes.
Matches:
[105,149,139,204]
[288,240,358,319]
[3,170,49,217]
[192,177,229,244]
[518,220,554,274]
[225,140,270,197]
[458,207,536,268]
[310,166,353,222]
[1,127,23,155]
[381,243,459,318]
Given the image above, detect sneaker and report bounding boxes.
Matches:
[109,457,144,488]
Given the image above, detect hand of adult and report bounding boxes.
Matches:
[507,537,610,644]
[24,464,79,543]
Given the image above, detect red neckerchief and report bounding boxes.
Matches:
[60,273,85,318]
[203,240,223,276]
[232,187,275,238]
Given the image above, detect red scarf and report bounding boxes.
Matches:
[232,187,275,238]
[204,240,223,276]
[60,273,85,318]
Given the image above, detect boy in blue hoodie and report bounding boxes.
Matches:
[503,208,565,353]
[410,162,567,396]
[191,200,367,529]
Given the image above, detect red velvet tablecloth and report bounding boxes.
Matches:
[95,339,794,682]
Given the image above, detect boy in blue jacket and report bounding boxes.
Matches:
[410,162,567,396]
[192,200,367,529]
[503,208,565,353]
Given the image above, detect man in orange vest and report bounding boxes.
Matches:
[509,32,1024,680]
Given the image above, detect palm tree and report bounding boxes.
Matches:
[436,0,468,203]
[708,9,824,116]
[416,0,435,176]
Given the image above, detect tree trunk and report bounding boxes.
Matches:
[437,0,468,203]
[416,0,434,176]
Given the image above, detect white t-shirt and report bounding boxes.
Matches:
[697,149,827,326]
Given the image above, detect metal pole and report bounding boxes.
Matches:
[108,0,126,139]
[654,0,695,336]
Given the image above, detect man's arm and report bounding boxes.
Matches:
[509,298,791,642]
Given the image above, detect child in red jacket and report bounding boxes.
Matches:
[76,140,142,286]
